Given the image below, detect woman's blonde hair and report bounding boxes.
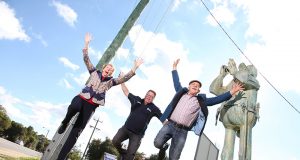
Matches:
[102,64,115,76]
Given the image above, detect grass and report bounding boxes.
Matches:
[0,155,39,160]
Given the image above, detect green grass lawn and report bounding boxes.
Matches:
[0,154,39,160]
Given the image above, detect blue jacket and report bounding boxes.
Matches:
[160,70,232,136]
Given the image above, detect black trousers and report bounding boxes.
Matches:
[57,95,97,160]
[112,126,143,160]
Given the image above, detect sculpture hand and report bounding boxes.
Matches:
[227,58,238,75]
[220,65,229,77]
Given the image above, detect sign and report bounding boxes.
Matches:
[194,133,219,160]
[103,152,117,160]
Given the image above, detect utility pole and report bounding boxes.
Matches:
[81,117,102,160]
[96,0,150,69]
[43,127,50,139]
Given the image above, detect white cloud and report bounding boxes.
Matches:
[32,33,48,47]
[59,57,80,71]
[63,79,73,89]
[88,47,103,61]
[116,47,130,60]
[72,71,89,86]
[105,86,130,117]
[206,1,236,27]
[235,0,300,93]
[0,86,5,95]
[94,111,115,136]
[129,25,190,65]
[171,0,182,11]
[52,1,77,27]
[0,87,23,121]
[0,85,68,138]
[0,1,30,41]
[58,78,73,89]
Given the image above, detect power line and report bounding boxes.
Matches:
[199,0,300,115]
[127,0,157,56]
[118,0,164,67]
[120,0,173,66]
[139,0,174,57]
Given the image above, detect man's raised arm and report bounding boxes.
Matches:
[172,58,182,92]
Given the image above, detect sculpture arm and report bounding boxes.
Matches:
[209,65,230,95]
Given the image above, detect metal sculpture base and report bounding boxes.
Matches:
[41,113,79,160]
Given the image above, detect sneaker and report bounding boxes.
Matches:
[158,143,169,160]
[163,143,169,150]
[57,123,68,134]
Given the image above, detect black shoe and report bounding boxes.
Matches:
[57,123,68,134]
[119,149,126,160]
[158,143,169,160]
[120,155,124,160]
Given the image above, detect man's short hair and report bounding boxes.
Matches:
[147,90,156,97]
[189,80,202,88]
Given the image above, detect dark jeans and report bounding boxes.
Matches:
[57,95,97,160]
[112,126,143,160]
[154,122,188,160]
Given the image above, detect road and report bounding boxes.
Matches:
[0,138,42,158]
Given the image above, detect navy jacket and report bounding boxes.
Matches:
[160,70,232,136]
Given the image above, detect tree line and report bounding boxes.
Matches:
[0,105,50,153]
[83,138,166,160]
[0,105,166,160]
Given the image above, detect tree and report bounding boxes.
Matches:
[68,146,81,160]
[86,139,102,160]
[35,134,50,152]
[145,154,168,160]
[146,154,158,160]
[134,151,146,160]
[0,105,11,136]
[98,137,119,158]
[86,137,119,160]
[23,126,38,149]
[3,121,25,142]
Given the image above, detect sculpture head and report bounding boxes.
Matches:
[234,63,260,90]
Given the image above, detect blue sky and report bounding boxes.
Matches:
[0,0,300,159]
